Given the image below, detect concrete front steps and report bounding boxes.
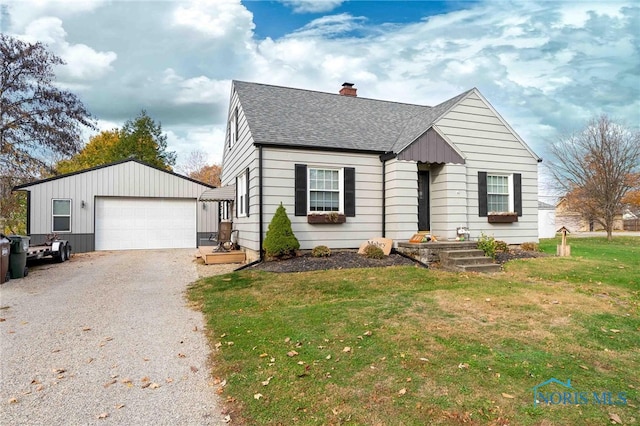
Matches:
[439,249,501,273]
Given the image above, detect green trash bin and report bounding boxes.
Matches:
[8,235,30,279]
[0,235,10,284]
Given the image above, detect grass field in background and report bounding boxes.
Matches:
[189,237,639,425]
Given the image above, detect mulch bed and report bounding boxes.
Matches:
[251,250,418,273]
[249,249,548,274]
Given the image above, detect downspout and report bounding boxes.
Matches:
[258,145,264,261]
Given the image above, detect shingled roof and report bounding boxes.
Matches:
[233,81,472,154]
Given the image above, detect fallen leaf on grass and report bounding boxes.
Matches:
[579,365,589,370]
[259,353,269,358]
[501,393,515,399]
[284,337,291,343]
[398,388,407,395]
[342,347,351,353]
[609,412,622,424]
[458,363,469,369]
[254,393,263,400]
[287,350,298,357]
[610,329,621,333]
[363,330,372,336]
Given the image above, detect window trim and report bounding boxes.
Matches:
[228,107,237,149]
[236,170,248,218]
[52,198,71,233]
[307,167,344,214]
[486,174,513,214]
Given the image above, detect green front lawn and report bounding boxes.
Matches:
[188,237,639,425]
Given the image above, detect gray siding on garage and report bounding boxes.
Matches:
[15,160,218,253]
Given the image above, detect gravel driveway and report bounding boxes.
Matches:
[0,249,225,425]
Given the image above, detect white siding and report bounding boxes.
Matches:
[430,163,468,240]
[221,86,260,251]
[21,161,215,236]
[434,91,540,243]
[384,159,417,243]
[262,148,383,250]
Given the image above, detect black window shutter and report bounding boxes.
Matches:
[295,164,307,216]
[478,171,488,217]
[234,107,239,143]
[514,173,522,216]
[235,176,239,217]
[245,168,250,217]
[344,167,356,217]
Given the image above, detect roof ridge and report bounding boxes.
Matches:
[233,80,432,108]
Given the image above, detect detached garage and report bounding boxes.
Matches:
[13,159,218,253]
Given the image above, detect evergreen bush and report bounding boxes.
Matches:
[263,203,300,259]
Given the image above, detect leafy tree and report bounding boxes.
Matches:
[0,34,95,177]
[179,150,221,186]
[263,203,299,259]
[117,110,176,169]
[54,111,176,173]
[547,115,640,240]
[55,130,120,174]
[1,176,27,234]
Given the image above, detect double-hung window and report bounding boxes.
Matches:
[52,199,71,232]
[478,171,522,217]
[487,175,510,213]
[309,168,342,212]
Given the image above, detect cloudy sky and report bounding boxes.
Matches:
[3,0,638,189]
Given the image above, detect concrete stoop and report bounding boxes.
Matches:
[439,249,502,273]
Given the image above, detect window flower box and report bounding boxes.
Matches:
[488,212,518,223]
[307,213,346,224]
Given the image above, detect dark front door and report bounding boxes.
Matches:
[418,171,430,231]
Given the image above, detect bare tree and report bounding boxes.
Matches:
[178,149,221,187]
[546,115,640,240]
[0,34,95,177]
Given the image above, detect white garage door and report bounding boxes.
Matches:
[95,198,197,250]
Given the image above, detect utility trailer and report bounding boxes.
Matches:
[26,234,72,263]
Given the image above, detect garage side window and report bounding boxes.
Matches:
[52,199,71,232]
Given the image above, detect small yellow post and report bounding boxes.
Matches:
[556,226,571,257]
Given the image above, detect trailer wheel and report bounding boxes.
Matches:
[65,243,72,260]
[55,245,66,263]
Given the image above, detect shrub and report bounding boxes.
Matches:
[495,240,509,253]
[521,242,540,252]
[311,245,331,257]
[477,232,497,259]
[263,203,300,259]
[362,244,385,259]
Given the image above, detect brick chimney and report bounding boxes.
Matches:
[339,82,357,97]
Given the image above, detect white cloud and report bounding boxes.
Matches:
[292,13,366,37]
[3,0,107,32]
[172,0,255,42]
[280,0,345,14]
[162,69,230,105]
[21,17,116,81]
